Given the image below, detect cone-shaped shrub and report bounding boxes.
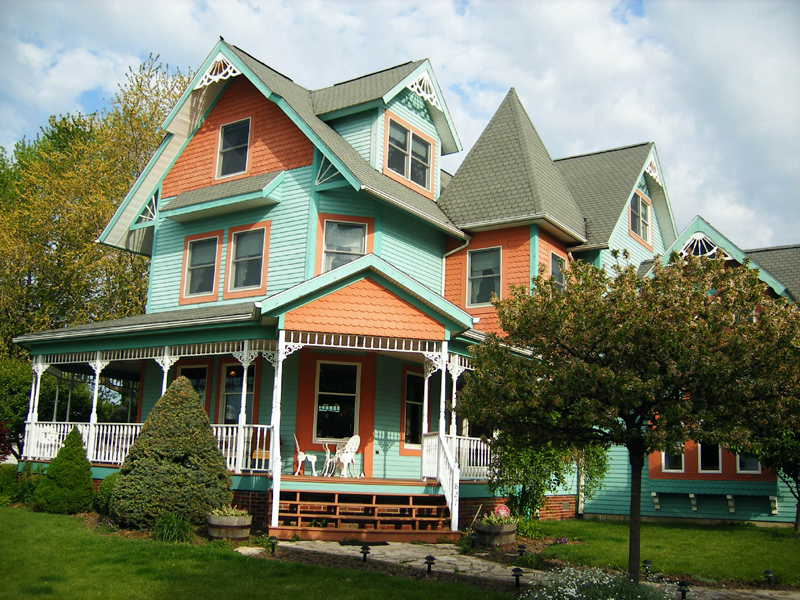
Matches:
[110,376,232,528]
[33,426,94,514]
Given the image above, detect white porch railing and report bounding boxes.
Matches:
[23,422,272,474]
[421,431,460,531]
[450,435,491,480]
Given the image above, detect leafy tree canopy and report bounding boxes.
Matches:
[460,253,800,581]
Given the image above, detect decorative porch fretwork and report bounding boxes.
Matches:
[679,233,732,261]
[423,352,446,378]
[286,331,442,355]
[195,54,241,90]
[407,72,442,112]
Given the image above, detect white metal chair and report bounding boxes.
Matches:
[338,434,360,478]
[321,443,339,477]
[293,434,318,476]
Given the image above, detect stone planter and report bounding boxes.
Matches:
[207,514,252,540]
[473,521,517,546]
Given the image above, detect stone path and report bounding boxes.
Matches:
[236,541,800,599]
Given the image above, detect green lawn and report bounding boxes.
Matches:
[0,508,511,600]
[534,519,800,586]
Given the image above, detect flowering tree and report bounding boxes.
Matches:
[459,253,799,582]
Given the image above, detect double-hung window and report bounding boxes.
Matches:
[218,118,250,178]
[314,362,360,442]
[698,443,721,473]
[229,228,265,291]
[185,235,219,299]
[551,253,566,292]
[663,450,684,472]
[468,248,500,306]
[630,192,651,244]
[404,372,424,446]
[385,115,433,194]
[323,220,366,272]
[222,364,254,425]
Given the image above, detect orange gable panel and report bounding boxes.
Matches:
[284,278,445,340]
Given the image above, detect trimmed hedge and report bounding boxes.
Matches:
[110,377,232,528]
[33,426,94,514]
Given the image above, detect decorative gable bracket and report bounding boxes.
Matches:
[407,72,442,112]
[679,233,733,261]
[644,157,661,185]
[195,53,241,90]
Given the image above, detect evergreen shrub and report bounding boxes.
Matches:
[33,426,94,514]
[110,377,232,529]
[16,462,43,505]
[94,471,119,515]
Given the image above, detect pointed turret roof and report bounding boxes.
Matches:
[438,88,585,241]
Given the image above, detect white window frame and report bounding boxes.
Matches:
[550,252,566,292]
[220,362,255,425]
[313,360,361,444]
[386,117,432,192]
[216,117,251,179]
[322,220,367,273]
[227,227,266,292]
[630,192,652,245]
[177,365,209,405]
[184,235,219,298]
[736,454,762,474]
[662,451,684,473]
[467,246,502,308]
[698,443,722,473]
[403,371,424,448]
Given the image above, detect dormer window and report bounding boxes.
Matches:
[218,118,250,178]
[630,191,652,246]
[383,113,435,199]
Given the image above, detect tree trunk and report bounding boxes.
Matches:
[794,499,799,538]
[628,448,645,584]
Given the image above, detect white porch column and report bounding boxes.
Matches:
[155,346,179,396]
[65,373,75,422]
[25,357,49,459]
[438,341,448,435]
[51,372,61,422]
[447,358,466,456]
[422,350,445,435]
[265,330,303,529]
[232,340,258,475]
[87,352,109,462]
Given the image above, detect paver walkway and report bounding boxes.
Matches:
[236,540,800,599]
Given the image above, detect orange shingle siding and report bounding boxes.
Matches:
[444,226,530,336]
[538,228,569,276]
[162,77,314,198]
[283,277,445,339]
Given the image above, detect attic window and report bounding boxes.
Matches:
[630,191,651,246]
[551,253,566,292]
[217,119,250,178]
[323,220,366,272]
[386,117,431,191]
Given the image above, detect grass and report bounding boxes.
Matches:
[533,519,800,586]
[0,508,511,600]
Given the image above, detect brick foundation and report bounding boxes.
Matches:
[232,490,271,527]
[459,494,577,525]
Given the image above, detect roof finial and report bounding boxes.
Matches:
[219,35,225,41]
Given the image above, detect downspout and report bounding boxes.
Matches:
[441,235,471,296]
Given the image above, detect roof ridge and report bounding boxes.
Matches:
[505,89,543,213]
[745,243,800,252]
[554,142,652,162]
[229,43,311,91]
[324,60,420,89]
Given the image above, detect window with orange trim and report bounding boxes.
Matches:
[629,190,653,248]
[180,230,222,305]
[223,221,270,300]
[383,112,435,199]
[316,214,374,275]
[218,362,255,425]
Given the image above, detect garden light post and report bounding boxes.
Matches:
[677,580,690,600]
[518,544,526,557]
[512,567,523,588]
[425,555,435,574]
[642,559,652,580]
[764,570,775,586]
[268,536,278,555]
[360,545,370,563]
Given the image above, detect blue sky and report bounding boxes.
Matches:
[1,0,798,249]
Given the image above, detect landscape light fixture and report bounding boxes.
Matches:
[642,559,652,579]
[360,545,370,563]
[512,567,523,588]
[677,580,690,600]
[518,544,526,557]
[425,555,436,574]
[268,535,278,555]
[764,570,775,586]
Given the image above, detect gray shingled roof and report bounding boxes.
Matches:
[554,143,653,248]
[227,44,465,239]
[438,88,585,239]
[14,303,259,345]
[745,244,800,300]
[161,171,282,212]
[311,60,425,115]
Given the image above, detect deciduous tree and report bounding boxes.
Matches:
[460,253,799,582]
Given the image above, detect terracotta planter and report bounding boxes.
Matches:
[207,514,252,540]
[473,521,517,546]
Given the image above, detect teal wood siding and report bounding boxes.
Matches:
[329,111,375,164]
[600,175,666,272]
[146,166,313,313]
[257,361,274,426]
[140,361,164,421]
[318,188,376,218]
[385,89,442,201]
[585,445,795,523]
[278,353,299,475]
[381,205,445,293]
[373,355,419,479]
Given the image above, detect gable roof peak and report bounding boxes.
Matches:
[554,141,653,163]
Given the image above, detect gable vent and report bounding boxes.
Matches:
[407,72,442,112]
[679,233,732,260]
[195,53,241,90]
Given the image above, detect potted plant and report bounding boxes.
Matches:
[472,511,518,546]
[207,505,252,540]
